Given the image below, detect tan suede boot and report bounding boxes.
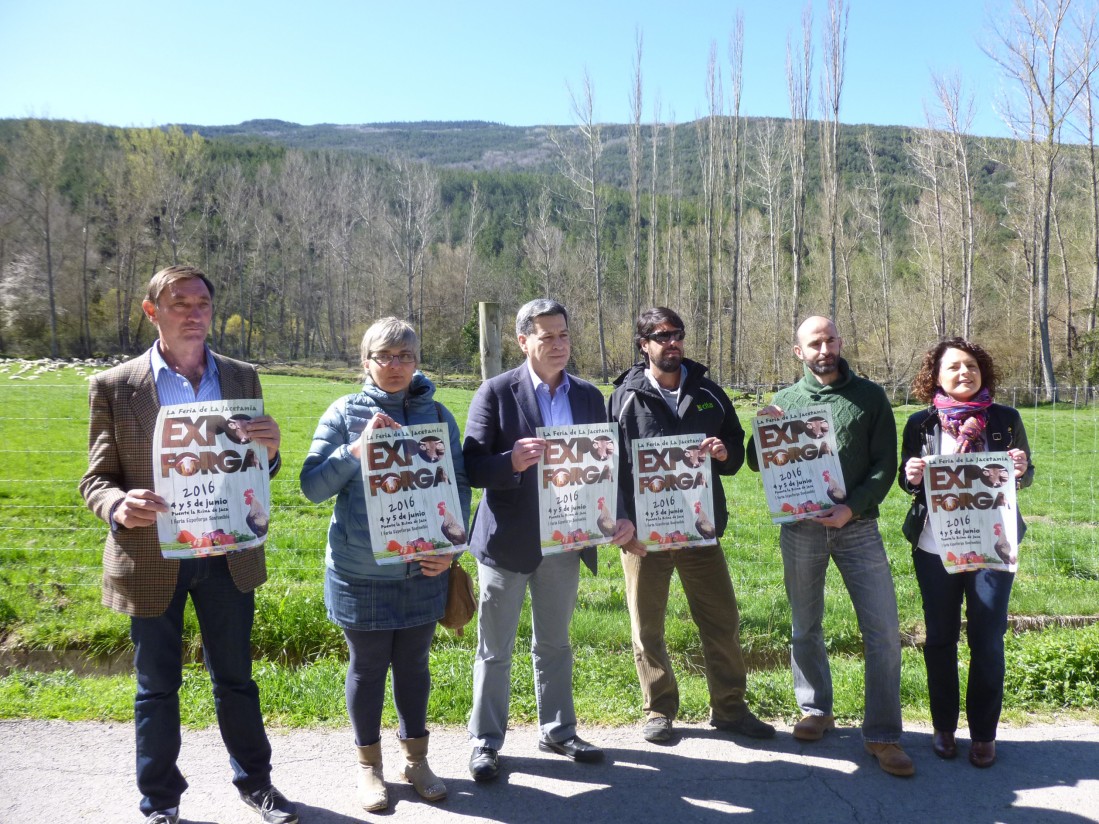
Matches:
[355,742,388,812]
[398,734,447,802]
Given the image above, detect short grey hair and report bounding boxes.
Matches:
[360,317,419,379]
[515,299,569,337]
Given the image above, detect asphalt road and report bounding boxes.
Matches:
[2,720,1097,823]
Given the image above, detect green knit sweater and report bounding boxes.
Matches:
[747,358,897,520]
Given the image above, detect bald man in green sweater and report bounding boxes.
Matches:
[747,316,912,777]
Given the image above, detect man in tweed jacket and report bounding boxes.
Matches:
[79,266,297,824]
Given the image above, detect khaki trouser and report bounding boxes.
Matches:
[621,544,749,723]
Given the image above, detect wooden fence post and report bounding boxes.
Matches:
[479,302,502,380]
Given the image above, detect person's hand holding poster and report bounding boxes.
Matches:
[632,434,716,551]
[362,422,467,564]
[154,400,270,558]
[923,452,1018,573]
[536,423,619,555]
[752,405,846,523]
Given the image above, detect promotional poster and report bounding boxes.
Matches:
[923,451,1019,573]
[362,422,467,564]
[631,434,717,550]
[751,405,847,523]
[153,399,270,559]
[536,423,619,556]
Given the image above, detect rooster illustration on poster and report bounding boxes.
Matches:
[631,434,716,551]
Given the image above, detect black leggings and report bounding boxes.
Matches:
[343,622,437,746]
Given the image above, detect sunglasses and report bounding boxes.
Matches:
[646,330,685,343]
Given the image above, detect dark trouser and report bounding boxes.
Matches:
[621,544,749,723]
[343,621,437,746]
[130,556,271,816]
[912,549,1014,743]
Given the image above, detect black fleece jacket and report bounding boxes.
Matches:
[608,358,744,536]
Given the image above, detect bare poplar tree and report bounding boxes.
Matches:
[279,150,323,358]
[787,4,813,342]
[1070,10,1099,392]
[522,185,565,297]
[666,114,681,307]
[906,125,951,336]
[820,0,849,318]
[748,117,788,378]
[383,153,439,335]
[628,30,645,322]
[648,97,662,307]
[856,129,894,377]
[213,162,253,357]
[727,13,746,383]
[932,71,979,338]
[696,42,722,365]
[550,69,609,381]
[988,0,1089,400]
[462,180,485,319]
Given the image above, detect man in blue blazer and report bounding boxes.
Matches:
[463,299,635,781]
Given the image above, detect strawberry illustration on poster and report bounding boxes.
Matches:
[153,399,270,559]
[632,434,716,551]
[535,423,619,556]
[362,422,466,564]
[923,452,1018,573]
[751,405,846,523]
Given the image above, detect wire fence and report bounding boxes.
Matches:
[2,360,1098,597]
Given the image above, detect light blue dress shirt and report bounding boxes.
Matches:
[526,360,573,427]
[150,342,221,405]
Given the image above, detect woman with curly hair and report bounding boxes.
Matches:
[898,338,1034,768]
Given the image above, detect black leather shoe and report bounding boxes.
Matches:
[470,746,501,781]
[538,735,604,763]
[933,729,957,759]
[239,785,298,824]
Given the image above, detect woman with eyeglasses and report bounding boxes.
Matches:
[898,338,1033,768]
[300,317,470,811]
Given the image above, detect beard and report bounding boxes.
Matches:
[804,356,838,377]
[652,350,682,372]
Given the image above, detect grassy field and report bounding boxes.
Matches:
[1,359,1097,728]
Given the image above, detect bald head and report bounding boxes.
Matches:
[795,316,838,347]
[794,316,843,384]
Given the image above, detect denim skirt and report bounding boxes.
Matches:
[324,565,448,631]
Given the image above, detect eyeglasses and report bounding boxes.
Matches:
[370,353,417,366]
[646,330,685,344]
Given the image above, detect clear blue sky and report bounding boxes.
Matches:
[0,0,1014,137]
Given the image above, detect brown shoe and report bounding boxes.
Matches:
[933,729,957,759]
[969,740,996,768]
[792,714,836,741]
[865,742,916,777]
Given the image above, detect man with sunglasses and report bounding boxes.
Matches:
[608,307,773,744]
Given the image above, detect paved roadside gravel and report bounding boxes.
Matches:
[2,720,1097,823]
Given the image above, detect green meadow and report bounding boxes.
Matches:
[0,361,1097,728]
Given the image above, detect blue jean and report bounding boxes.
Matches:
[780,518,903,743]
[468,552,581,750]
[343,621,437,746]
[912,549,1013,742]
[130,556,271,816]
